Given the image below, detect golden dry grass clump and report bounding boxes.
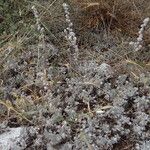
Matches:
[72,0,150,37]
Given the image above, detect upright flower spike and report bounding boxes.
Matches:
[63,3,79,62]
[129,17,150,51]
[31,5,46,72]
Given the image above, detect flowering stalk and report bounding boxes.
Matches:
[129,17,149,51]
[31,5,46,71]
[63,3,79,63]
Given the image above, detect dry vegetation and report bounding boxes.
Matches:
[0,0,150,149]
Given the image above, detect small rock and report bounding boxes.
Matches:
[0,127,24,150]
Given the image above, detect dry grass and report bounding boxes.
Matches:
[68,0,150,74]
[71,0,150,36]
[0,2,149,149]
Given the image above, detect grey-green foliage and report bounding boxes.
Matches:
[1,54,149,149]
[38,61,149,149]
